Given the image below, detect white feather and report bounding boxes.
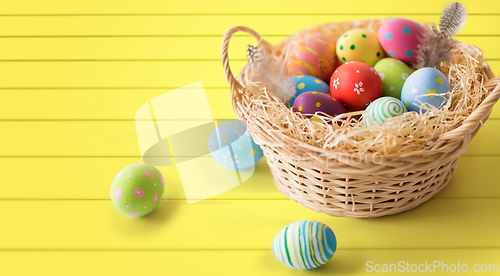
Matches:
[439,2,467,38]
[247,48,296,102]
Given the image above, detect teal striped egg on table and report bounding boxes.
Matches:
[272,220,337,269]
[363,96,407,126]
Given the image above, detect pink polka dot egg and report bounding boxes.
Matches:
[110,163,165,218]
[378,18,426,65]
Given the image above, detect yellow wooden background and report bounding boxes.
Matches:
[0,0,499,275]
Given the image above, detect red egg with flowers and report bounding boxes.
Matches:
[329,61,383,111]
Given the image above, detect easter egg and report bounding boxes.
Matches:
[373,58,414,98]
[378,18,426,64]
[272,220,337,269]
[363,97,407,126]
[330,61,383,111]
[293,91,347,118]
[287,75,330,106]
[336,28,385,66]
[110,163,165,218]
[401,67,451,113]
[287,34,336,83]
[207,120,263,170]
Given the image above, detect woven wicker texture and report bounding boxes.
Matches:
[221,20,500,218]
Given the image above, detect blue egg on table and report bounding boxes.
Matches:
[272,220,337,269]
[287,75,331,106]
[401,67,451,113]
[207,120,263,170]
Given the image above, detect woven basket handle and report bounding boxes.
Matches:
[441,76,500,140]
[221,26,264,91]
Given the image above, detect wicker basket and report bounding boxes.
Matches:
[220,20,500,218]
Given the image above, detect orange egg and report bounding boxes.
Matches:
[286,34,336,83]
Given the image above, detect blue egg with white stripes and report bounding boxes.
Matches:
[272,220,337,269]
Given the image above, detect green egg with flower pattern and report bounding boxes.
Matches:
[110,163,165,218]
[374,58,414,99]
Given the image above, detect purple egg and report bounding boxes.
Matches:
[293,91,347,118]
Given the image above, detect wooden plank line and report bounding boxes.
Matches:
[0,118,497,122]
[0,85,498,90]
[0,13,499,16]
[0,119,214,121]
[0,153,498,158]
[0,155,146,158]
[0,247,499,252]
[0,199,497,249]
[0,35,246,38]
[2,249,498,275]
[0,59,245,62]
[0,156,498,200]
[3,153,499,158]
[0,198,290,201]
[0,13,452,16]
[0,58,497,62]
[0,121,495,156]
[0,87,231,90]
[1,34,499,38]
[0,197,498,201]
[0,248,270,251]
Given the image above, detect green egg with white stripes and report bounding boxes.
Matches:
[272,220,337,269]
[363,96,407,126]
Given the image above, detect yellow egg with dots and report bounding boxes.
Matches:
[336,28,385,66]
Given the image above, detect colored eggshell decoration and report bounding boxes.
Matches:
[401,67,451,113]
[293,91,347,118]
[330,61,383,111]
[287,34,336,83]
[207,120,264,170]
[336,28,385,66]
[288,75,330,106]
[373,58,414,98]
[272,220,337,269]
[110,163,165,218]
[378,18,426,64]
[363,96,407,126]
